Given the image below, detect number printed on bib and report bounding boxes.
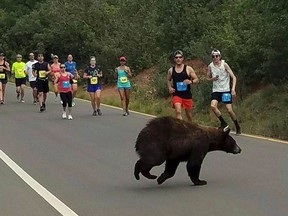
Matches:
[176,82,187,91]
[39,70,46,78]
[120,77,128,83]
[222,93,232,102]
[62,81,70,89]
[0,74,6,79]
[90,77,98,84]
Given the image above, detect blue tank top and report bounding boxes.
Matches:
[117,67,131,88]
[64,61,76,75]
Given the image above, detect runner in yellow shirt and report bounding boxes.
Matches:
[12,54,26,102]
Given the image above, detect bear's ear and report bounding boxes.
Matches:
[223,125,230,135]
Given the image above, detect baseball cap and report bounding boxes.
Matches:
[53,55,59,59]
[119,56,126,61]
[211,49,221,56]
[174,50,184,57]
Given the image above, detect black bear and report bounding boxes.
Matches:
[134,116,241,186]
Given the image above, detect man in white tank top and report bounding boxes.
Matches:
[206,49,241,135]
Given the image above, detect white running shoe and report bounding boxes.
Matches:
[68,115,73,120]
[62,112,67,119]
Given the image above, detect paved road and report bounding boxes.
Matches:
[0,83,287,216]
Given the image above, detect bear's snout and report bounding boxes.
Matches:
[233,145,241,154]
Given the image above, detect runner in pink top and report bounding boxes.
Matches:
[50,55,61,101]
[54,63,74,120]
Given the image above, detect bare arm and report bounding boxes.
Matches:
[32,67,37,77]
[167,68,175,93]
[46,64,51,75]
[97,70,103,78]
[83,72,91,79]
[114,68,118,79]
[124,66,132,78]
[224,63,237,95]
[206,65,218,82]
[184,66,199,85]
[5,62,10,72]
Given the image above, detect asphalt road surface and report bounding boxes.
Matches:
[0,83,287,216]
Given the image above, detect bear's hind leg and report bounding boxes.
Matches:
[134,160,142,180]
[134,159,162,180]
[157,159,180,185]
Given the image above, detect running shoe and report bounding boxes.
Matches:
[20,99,25,103]
[92,110,97,116]
[126,110,130,115]
[62,112,67,119]
[0,100,4,104]
[68,115,73,120]
[33,100,37,105]
[123,112,128,116]
[72,100,75,107]
[97,108,102,116]
[42,103,46,111]
[40,106,44,112]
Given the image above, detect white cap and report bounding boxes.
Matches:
[211,49,221,56]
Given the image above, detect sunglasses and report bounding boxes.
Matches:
[212,55,219,58]
[60,66,66,68]
[174,56,183,59]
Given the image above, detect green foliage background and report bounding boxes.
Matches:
[1,0,288,139]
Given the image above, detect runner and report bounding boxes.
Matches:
[114,55,132,116]
[206,49,241,134]
[167,50,199,122]
[54,63,74,120]
[24,52,38,104]
[83,56,103,116]
[50,55,61,102]
[64,54,79,106]
[0,52,10,104]
[11,54,26,103]
[32,53,51,112]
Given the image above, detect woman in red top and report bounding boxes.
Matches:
[54,64,74,120]
[50,55,61,101]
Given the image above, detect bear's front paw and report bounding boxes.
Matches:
[192,180,207,186]
[157,173,169,185]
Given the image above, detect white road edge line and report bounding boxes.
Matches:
[0,149,78,216]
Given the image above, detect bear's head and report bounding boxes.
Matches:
[220,128,242,154]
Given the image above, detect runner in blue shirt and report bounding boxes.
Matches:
[64,54,79,106]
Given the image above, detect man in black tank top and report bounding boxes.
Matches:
[32,53,51,112]
[167,50,199,122]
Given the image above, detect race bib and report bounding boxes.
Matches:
[120,77,128,83]
[72,79,78,84]
[90,77,98,85]
[176,82,187,91]
[222,93,232,102]
[62,81,70,89]
[0,74,5,79]
[39,70,46,78]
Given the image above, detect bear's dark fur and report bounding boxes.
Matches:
[134,116,241,186]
